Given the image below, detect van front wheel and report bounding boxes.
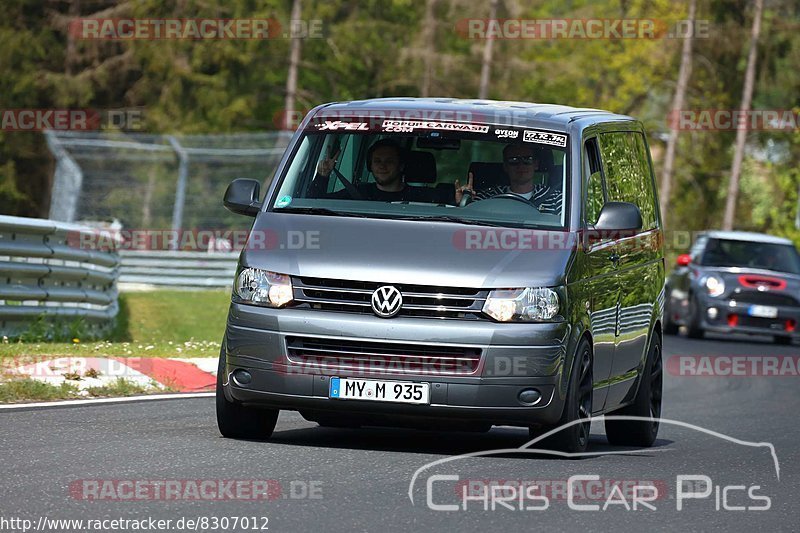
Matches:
[216,348,279,440]
[530,338,593,454]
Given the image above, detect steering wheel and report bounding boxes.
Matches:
[487,192,535,206]
[458,189,474,208]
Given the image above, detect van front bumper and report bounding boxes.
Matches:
[223,303,574,427]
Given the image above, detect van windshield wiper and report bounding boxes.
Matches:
[273,206,369,218]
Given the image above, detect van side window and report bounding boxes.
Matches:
[598,131,657,230]
[630,132,659,229]
[584,137,605,225]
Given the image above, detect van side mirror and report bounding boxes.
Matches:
[676,254,691,267]
[593,202,643,232]
[224,179,262,217]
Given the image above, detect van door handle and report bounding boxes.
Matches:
[609,253,621,264]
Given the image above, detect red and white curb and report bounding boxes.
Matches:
[4,357,218,394]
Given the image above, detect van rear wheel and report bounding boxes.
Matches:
[216,348,279,440]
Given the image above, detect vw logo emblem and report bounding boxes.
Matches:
[371,286,403,318]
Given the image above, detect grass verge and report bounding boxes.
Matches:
[1,289,230,360]
[0,377,160,403]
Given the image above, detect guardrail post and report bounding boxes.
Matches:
[168,136,189,250]
[45,131,84,223]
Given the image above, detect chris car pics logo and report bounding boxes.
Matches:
[408,417,778,513]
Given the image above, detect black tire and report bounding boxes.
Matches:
[216,348,279,440]
[686,296,705,339]
[663,298,679,336]
[774,336,793,346]
[530,338,593,454]
[605,332,663,447]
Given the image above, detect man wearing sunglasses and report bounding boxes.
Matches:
[454,143,562,215]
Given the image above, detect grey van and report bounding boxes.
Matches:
[217,98,665,452]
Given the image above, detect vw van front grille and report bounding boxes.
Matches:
[285,336,482,375]
[291,276,489,320]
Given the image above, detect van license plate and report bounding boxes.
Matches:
[329,377,430,405]
[748,305,778,318]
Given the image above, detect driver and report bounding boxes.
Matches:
[308,139,438,203]
[454,143,563,215]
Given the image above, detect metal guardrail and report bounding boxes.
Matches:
[118,251,238,289]
[0,215,120,338]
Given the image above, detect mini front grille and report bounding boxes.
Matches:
[292,276,489,319]
[731,291,798,308]
[285,336,482,375]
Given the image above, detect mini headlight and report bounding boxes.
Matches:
[235,268,293,307]
[703,275,725,298]
[482,287,560,322]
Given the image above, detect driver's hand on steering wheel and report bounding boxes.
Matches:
[454,172,475,204]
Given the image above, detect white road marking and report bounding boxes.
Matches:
[0,392,214,410]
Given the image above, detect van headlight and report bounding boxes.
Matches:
[234,267,293,307]
[482,288,560,322]
[702,275,725,298]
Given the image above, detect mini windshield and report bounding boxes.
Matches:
[270,118,568,229]
[699,238,800,275]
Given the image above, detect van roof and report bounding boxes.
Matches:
[313,97,634,128]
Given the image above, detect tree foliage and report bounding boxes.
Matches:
[0,0,797,248]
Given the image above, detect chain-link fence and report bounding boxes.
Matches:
[46,131,293,249]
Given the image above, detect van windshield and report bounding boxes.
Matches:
[270,120,568,229]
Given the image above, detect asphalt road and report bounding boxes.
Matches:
[1,334,798,533]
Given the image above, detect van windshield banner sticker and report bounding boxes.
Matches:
[523,130,568,147]
[305,117,568,147]
[381,120,490,133]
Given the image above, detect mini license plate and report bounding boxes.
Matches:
[748,305,778,319]
[329,377,430,405]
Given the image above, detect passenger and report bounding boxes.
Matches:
[454,143,563,215]
[309,139,438,203]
